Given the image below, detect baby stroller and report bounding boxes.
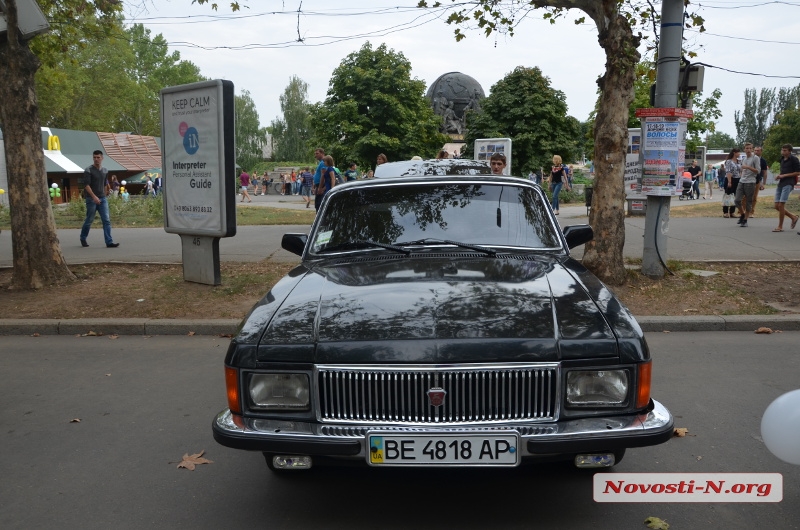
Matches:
[678,175,698,200]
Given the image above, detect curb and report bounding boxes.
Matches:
[0,315,798,336]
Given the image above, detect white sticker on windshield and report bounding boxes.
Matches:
[316,230,333,246]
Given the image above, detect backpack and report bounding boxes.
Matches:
[334,167,344,184]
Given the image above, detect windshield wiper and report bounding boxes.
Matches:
[394,238,496,256]
[319,240,411,255]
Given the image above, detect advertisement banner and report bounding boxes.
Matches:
[636,108,692,197]
[161,80,235,237]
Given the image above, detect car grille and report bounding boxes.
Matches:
[317,364,559,424]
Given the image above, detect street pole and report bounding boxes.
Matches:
[642,0,684,278]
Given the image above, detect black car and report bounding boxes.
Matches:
[213,167,673,471]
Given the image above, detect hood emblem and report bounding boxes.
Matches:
[427,387,447,407]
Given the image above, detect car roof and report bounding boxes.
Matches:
[373,158,493,178]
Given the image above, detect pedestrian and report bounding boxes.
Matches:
[376,153,388,167]
[80,149,118,248]
[365,170,374,179]
[312,148,326,211]
[145,176,154,197]
[344,162,359,181]
[290,170,298,195]
[722,148,740,218]
[316,155,337,202]
[548,155,570,215]
[239,169,252,202]
[753,145,769,217]
[734,143,761,227]
[300,167,313,208]
[687,159,701,199]
[437,150,449,160]
[283,173,292,196]
[153,174,162,196]
[109,175,120,197]
[703,164,715,199]
[717,164,726,190]
[773,144,800,232]
[261,171,270,195]
[489,152,507,175]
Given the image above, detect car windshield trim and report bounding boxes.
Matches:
[316,240,411,255]
[394,238,497,256]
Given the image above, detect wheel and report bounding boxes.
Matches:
[274,182,283,194]
[679,195,685,201]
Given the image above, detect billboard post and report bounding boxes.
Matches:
[160,80,236,285]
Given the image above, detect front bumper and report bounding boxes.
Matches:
[213,400,674,459]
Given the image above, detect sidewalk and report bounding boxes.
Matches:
[1,191,797,335]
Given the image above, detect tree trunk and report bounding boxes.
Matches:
[0,2,75,289]
[581,9,640,286]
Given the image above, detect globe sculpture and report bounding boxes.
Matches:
[426,72,486,140]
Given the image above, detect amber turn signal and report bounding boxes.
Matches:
[225,366,241,414]
[636,361,652,409]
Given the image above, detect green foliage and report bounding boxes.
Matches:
[35,22,204,135]
[735,88,775,146]
[461,66,580,175]
[235,90,265,170]
[269,76,313,162]
[686,89,723,152]
[310,42,448,170]
[704,131,737,151]
[763,108,800,163]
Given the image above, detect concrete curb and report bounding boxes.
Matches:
[0,319,240,336]
[1,315,799,336]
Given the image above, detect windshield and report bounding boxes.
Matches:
[309,182,562,255]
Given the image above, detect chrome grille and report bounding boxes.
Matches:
[316,364,559,424]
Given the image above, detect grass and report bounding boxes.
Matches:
[0,195,316,230]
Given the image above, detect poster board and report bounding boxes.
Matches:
[161,80,236,237]
[635,108,693,196]
[474,138,512,175]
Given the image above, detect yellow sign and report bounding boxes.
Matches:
[47,135,61,151]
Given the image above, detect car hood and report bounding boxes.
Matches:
[249,255,619,364]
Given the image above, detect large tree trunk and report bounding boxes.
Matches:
[581,6,640,286]
[0,1,75,289]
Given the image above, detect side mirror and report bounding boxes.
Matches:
[281,234,307,256]
[562,225,593,249]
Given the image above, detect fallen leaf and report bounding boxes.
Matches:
[696,455,702,461]
[683,308,698,312]
[644,516,670,530]
[136,299,145,302]
[755,327,773,334]
[31,332,40,337]
[81,330,104,337]
[177,450,213,470]
[673,427,689,437]
[105,374,111,377]
[218,333,233,338]
[187,331,196,336]
[662,330,670,333]
[108,334,119,340]
[69,418,81,423]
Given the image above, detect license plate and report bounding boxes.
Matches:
[367,432,520,467]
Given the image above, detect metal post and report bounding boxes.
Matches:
[642,0,684,278]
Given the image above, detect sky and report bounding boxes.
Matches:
[126,1,800,141]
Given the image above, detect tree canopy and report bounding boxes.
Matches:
[310,42,447,170]
[763,108,800,164]
[269,76,312,162]
[235,89,265,171]
[461,66,580,176]
[35,22,204,136]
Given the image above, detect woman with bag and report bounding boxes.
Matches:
[548,155,570,215]
[722,148,741,218]
[314,156,337,205]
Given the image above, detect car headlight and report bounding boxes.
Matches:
[248,373,310,411]
[566,370,629,407]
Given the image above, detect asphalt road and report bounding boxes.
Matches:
[2,194,800,267]
[2,332,799,529]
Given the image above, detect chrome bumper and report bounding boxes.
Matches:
[213,400,674,458]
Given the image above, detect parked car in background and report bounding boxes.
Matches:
[213,163,674,472]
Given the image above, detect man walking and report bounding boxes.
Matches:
[80,150,119,248]
[687,159,702,199]
[774,144,800,232]
[753,146,768,216]
[312,148,326,211]
[735,143,760,227]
